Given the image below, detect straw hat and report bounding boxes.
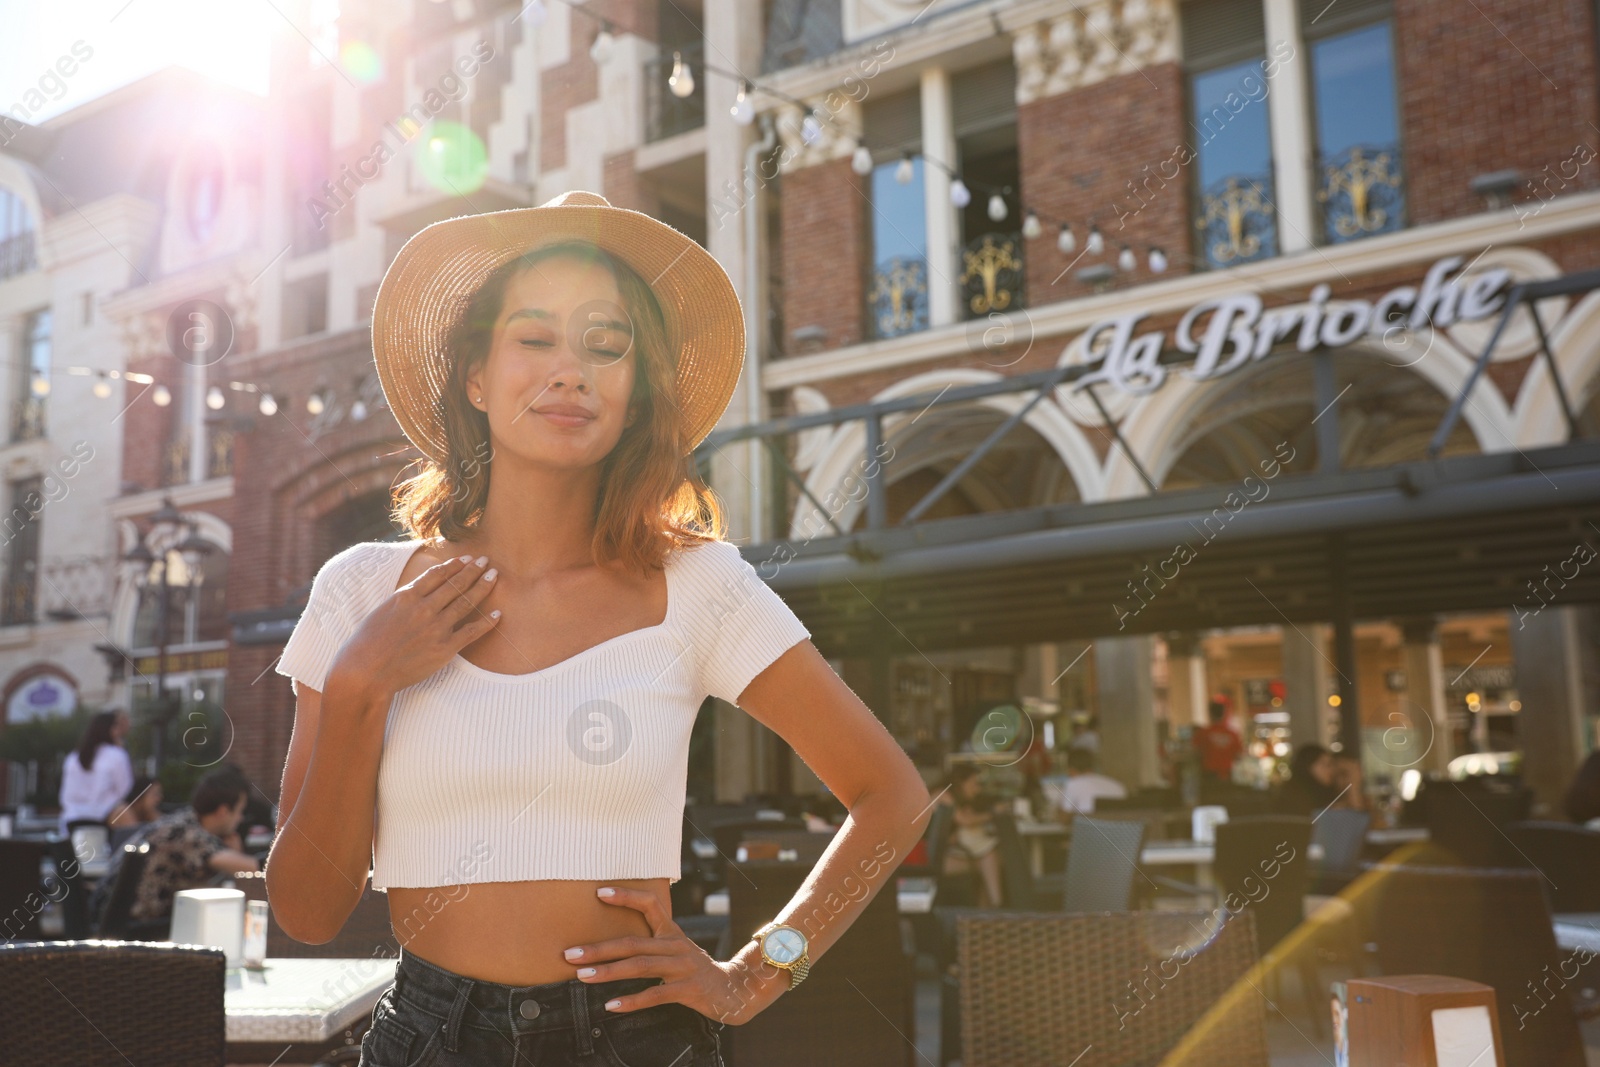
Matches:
[371,190,743,464]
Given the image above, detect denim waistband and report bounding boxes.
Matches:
[391,945,661,1038]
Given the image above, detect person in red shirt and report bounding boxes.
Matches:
[1193,698,1244,782]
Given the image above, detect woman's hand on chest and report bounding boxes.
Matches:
[330,554,501,700]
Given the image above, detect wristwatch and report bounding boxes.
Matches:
[751,922,811,991]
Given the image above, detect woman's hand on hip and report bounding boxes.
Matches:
[567,886,786,1025]
[329,554,500,699]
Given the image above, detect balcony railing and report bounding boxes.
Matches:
[2,570,35,627]
[869,256,930,340]
[960,232,1024,319]
[208,427,235,479]
[1317,142,1404,245]
[10,396,45,443]
[1194,173,1279,270]
[0,232,37,281]
[644,41,706,143]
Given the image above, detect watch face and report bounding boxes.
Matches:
[762,926,806,965]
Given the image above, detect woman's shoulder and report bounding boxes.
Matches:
[316,539,427,596]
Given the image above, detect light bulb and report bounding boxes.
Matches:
[30,374,49,397]
[800,112,822,146]
[1057,224,1075,254]
[153,384,172,407]
[668,52,695,98]
[93,378,112,399]
[1118,245,1136,272]
[851,145,873,176]
[351,399,368,421]
[987,194,1007,222]
[895,155,914,184]
[949,179,971,208]
[1022,211,1042,240]
[206,385,225,410]
[1149,247,1169,273]
[589,28,614,64]
[1087,224,1104,255]
[730,84,754,125]
[259,393,278,416]
[306,391,325,415]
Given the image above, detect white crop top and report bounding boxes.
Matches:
[274,538,811,889]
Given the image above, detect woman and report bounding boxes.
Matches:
[1277,743,1342,816]
[937,764,1005,908]
[58,709,134,834]
[268,192,931,1067]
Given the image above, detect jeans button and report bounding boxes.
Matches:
[519,998,541,1019]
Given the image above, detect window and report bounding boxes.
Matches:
[1304,0,1403,243]
[0,188,37,281]
[2,476,41,626]
[281,274,328,339]
[131,545,228,648]
[1184,0,1278,269]
[953,62,1023,320]
[12,309,50,442]
[864,89,929,340]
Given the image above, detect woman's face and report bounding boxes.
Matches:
[112,712,130,739]
[1310,753,1336,786]
[466,254,638,471]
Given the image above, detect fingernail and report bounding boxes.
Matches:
[597,887,616,898]
[490,609,502,619]
[483,567,497,581]
[474,555,488,566]
[605,1000,622,1011]
[564,948,584,960]
[458,554,472,562]
[576,967,596,978]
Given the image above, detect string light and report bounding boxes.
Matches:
[949,178,971,209]
[29,372,49,397]
[1148,247,1169,273]
[206,385,226,410]
[668,51,695,98]
[1057,224,1076,254]
[1117,245,1137,272]
[895,154,914,184]
[306,391,325,415]
[1086,222,1104,256]
[850,144,874,176]
[351,399,368,421]
[1021,210,1042,240]
[986,193,1008,222]
[799,111,822,146]
[259,393,278,416]
[153,385,172,407]
[93,377,112,399]
[730,81,754,125]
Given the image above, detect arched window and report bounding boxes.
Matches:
[0,188,37,281]
[131,543,230,649]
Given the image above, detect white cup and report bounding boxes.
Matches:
[1192,805,1229,844]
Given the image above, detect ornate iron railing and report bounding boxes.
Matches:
[960,232,1024,317]
[869,256,930,340]
[1317,142,1404,244]
[1194,173,1278,269]
[208,427,235,479]
[644,41,706,143]
[0,232,37,281]
[163,437,189,487]
[2,571,35,627]
[9,396,45,442]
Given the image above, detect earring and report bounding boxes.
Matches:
[474,396,484,404]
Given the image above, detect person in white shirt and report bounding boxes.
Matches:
[1052,747,1128,815]
[58,709,135,833]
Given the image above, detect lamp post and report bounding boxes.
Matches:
[124,496,212,771]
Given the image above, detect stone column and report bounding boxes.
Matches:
[1281,622,1332,748]
[1095,635,1161,787]
[1399,617,1452,775]
[1262,0,1315,252]
[1511,605,1596,815]
[1166,632,1209,727]
[919,65,959,328]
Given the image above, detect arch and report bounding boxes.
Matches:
[789,369,1106,539]
[1511,289,1600,448]
[1105,337,1511,498]
[110,511,233,652]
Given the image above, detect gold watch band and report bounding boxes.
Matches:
[751,924,811,990]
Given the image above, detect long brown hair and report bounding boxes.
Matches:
[390,240,725,574]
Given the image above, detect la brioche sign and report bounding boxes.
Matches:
[1073,254,1513,395]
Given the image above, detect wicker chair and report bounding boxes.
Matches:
[233,871,400,958]
[1366,863,1594,1067]
[0,939,226,1065]
[1416,778,1532,866]
[956,909,1269,1067]
[1308,809,1370,895]
[1504,821,1600,912]
[1060,814,1148,913]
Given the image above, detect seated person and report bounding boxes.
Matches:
[1329,752,1369,810]
[107,776,164,848]
[1048,747,1128,815]
[937,764,1006,908]
[129,769,261,926]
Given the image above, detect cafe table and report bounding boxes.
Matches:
[703,876,938,917]
[1554,913,1600,955]
[224,956,395,1064]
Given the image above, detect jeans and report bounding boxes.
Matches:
[358,946,727,1066]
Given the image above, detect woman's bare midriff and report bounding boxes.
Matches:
[387,877,671,985]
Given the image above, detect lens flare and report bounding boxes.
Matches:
[414,121,488,195]
[340,40,383,83]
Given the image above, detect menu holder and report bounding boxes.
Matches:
[170,887,245,967]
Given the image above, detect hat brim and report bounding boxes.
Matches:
[372,203,744,465]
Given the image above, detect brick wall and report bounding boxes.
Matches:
[778,159,870,352]
[540,0,658,174]
[603,149,661,214]
[1016,63,1191,304]
[1396,0,1600,225]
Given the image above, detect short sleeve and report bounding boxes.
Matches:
[275,549,359,694]
[688,540,811,704]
